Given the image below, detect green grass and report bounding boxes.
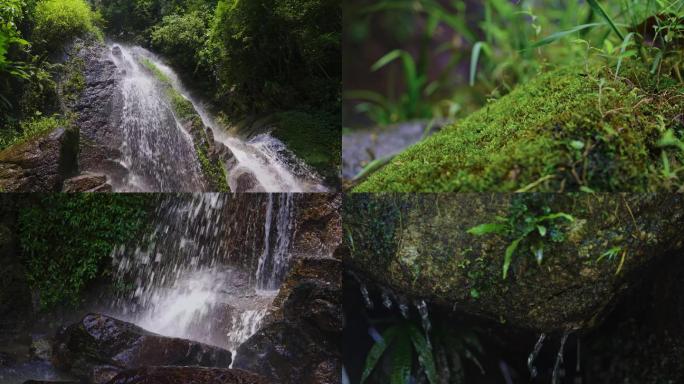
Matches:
[0,115,66,151]
[195,143,230,192]
[354,64,684,192]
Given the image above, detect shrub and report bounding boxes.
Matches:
[18,195,154,310]
[0,114,64,151]
[151,11,208,72]
[32,0,101,53]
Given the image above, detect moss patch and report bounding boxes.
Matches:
[355,65,684,192]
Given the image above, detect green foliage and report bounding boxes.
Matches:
[348,0,684,127]
[18,195,153,310]
[468,197,575,279]
[32,0,102,53]
[203,0,340,113]
[150,11,209,73]
[0,114,65,150]
[61,56,86,105]
[361,321,437,384]
[272,109,340,183]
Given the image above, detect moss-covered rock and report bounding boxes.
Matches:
[343,194,684,332]
[355,66,684,192]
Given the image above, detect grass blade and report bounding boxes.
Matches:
[361,327,399,383]
[528,23,604,49]
[615,32,635,80]
[503,238,522,279]
[587,0,624,40]
[469,41,486,86]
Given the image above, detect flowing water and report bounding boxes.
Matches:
[110,194,297,354]
[109,44,327,192]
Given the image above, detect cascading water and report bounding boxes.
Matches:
[109,194,297,354]
[256,194,296,290]
[108,45,205,192]
[108,44,328,192]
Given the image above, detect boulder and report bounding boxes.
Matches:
[105,366,268,384]
[344,194,684,332]
[62,173,112,192]
[234,172,259,192]
[233,258,342,384]
[0,127,79,192]
[52,314,232,384]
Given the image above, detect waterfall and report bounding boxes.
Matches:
[110,194,297,351]
[256,194,296,290]
[108,45,206,192]
[108,44,327,192]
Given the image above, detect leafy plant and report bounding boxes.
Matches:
[361,321,437,384]
[468,201,575,279]
[18,195,154,310]
[32,0,102,53]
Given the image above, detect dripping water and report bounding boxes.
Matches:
[256,194,296,290]
[552,331,571,384]
[527,333,546,379]
[359,283,374,310]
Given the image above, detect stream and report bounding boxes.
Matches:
[107,44,327,192]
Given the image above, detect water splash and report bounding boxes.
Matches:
[527,333,546,379]
[110,194,297,349]
[112,44,327,192]
[552,331,571,384]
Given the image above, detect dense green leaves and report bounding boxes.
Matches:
[18,195,154,310]
[33,0,102,53]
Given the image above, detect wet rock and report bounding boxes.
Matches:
[234,172,259,192]
[233,258,342,384]
[52,314,232,384]
[342,120,444,181]
[344,194,684,332]
[106,366,268,384]
[211,141,234,164]
[71,40,127,183]
[23,381,80,384]
[62,173,112,192]
[292,194,342,258]
[111,46,122,57]
[0,127,79,192]
[30,336,52,361]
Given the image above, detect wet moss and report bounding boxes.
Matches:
[355,65,684,192]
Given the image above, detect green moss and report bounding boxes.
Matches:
[355,65,684,192]
[195,143,230,192]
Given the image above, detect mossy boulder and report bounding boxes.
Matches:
[354,66,684,192]
[343,194,684,332]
